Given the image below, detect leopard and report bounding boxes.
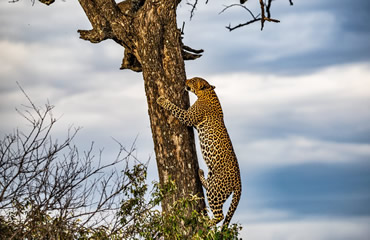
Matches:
[157,77,242,227]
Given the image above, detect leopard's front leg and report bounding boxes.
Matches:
[157,96,199,127]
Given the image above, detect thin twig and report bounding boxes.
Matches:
[259,0,265,30]
[187,0,199,19]
[219,4,257,19]
[266,0,272,18]
[226,18,261,31]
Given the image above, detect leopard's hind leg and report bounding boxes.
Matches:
[206,178,232,225]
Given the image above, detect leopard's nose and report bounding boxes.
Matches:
[185,86,191,91]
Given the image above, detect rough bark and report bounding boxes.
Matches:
[76,0,205,212]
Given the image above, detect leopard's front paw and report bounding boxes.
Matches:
[157,96,167,107]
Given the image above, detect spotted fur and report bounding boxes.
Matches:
[157,77,241,227]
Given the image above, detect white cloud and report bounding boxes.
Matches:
[0,41,28,76]
[0,39,93,90]
[233,209,370,240]
[236,208,294,223]
[239,216,370,240]
[237,136,370,170]
[209,63,370,107]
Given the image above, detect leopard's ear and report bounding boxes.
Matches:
[201,84,215,90]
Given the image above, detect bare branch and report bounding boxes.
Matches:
[221,0,286,31]
[266,0,272,18]
[187,0,199,19]
[259,0,265,30]
[226,18,261,31]
[219,4,257,19]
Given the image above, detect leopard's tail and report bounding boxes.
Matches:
[222,185,241,227]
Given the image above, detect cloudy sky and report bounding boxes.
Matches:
[1,0,370,239]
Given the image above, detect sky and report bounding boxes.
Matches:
[1,0,370,239]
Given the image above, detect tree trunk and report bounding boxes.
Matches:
[77,0,205,212]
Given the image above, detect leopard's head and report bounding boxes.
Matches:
[185,77,215,97]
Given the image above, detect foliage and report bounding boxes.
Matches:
[115,173,242,240]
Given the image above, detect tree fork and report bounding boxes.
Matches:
[77,0,206,213]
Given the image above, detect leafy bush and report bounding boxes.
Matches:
[116,174,242,239]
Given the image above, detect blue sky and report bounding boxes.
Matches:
[1,0,370,239]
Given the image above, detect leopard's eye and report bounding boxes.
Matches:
[200,85,207,90]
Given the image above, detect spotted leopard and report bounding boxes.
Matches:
[157,77,242,227]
